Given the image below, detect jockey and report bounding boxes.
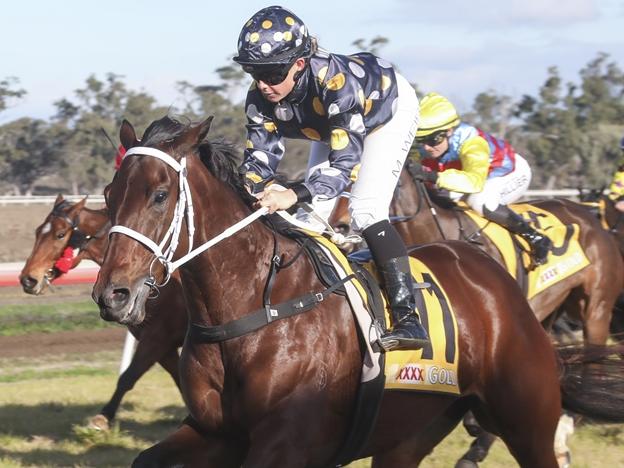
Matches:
[411,92,552,266]
[234,5,429,351]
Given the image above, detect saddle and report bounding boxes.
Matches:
[462,204,590,299]
[190,215,461,466]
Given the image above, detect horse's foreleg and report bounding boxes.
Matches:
[157,348,182,389]
[91,337,178,429]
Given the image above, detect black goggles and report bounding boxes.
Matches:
[243,64,292,86]
[416,131,448,147]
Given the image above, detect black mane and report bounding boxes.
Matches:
[141,115,192,146]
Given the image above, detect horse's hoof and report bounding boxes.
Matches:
[557,451,571,468]
[455,460,479,468]
[87,414,111,431]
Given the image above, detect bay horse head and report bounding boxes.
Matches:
[20,195,90,294]
[93,115,222,324]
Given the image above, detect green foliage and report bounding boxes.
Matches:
[0,51,624,193]
[0,117,66,194]
[0,76,26,114]
[463,89,514,137]
[50,73,171,194]
[513,53,624,189]
[351,36,389,55]
[174,80,247,144]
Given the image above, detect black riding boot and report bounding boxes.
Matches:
[363,220,430,351]
[377,256,430,350]
[483,204,552,266]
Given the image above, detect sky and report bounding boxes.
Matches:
[1,0,623,122]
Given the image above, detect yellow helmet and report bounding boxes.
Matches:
[417,92,460,138]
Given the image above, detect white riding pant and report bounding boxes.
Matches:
[298,72,419,232]
[449,154,532,215]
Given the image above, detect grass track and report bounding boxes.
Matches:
[0,301,111,336]
[0,293,623,467]
[1,354,623,467]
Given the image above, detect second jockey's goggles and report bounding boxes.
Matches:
[416,130,448,147]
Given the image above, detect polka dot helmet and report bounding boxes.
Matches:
[233,6,312,68]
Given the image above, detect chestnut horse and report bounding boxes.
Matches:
[19,195,187,430]
[91,115,624,467]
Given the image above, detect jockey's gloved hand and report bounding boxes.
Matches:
[410,162,438,184]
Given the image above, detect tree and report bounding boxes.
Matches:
[464,90,514,138]
[513,54,624,189]
[351,36,389,55]
[0,77,26,114]
[51,73,169,194]
[0,118,65,195]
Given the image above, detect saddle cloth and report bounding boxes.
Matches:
[302,229,460,396]
[462,203,590,299]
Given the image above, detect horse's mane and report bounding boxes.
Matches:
[52,199,74,216]
[141,116,253,205]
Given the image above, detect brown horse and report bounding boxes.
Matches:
[577,188,624,342]
[19,194,187,430]
[91,115,624,468]
[391,167,624,348]
[385,167,624,466]
[578,188,624,255]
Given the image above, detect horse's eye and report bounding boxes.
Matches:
[154,191,168,204]
[56,231,66,240]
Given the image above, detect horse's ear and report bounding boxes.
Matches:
[120,119,139,150]
[177,116,214,151]
[197,116,214,144]
[54,193,64,205]
[70,196,88,214]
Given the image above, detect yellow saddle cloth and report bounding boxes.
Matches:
[463,203,590,299]
[307,231,460,396]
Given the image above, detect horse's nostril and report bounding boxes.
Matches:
[20,276,37,290]
[111,288,130,307]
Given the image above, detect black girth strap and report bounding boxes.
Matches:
[189,273,356,343]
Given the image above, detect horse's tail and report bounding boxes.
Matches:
[557,342,624,422]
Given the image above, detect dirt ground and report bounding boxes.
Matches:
[0,283,126,359]
[0,327,125,359]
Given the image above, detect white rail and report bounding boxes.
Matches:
[0,195,106,205]
[0,190,592,205]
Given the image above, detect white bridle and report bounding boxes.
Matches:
[108,146,268,285]
[108,146,362,287]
